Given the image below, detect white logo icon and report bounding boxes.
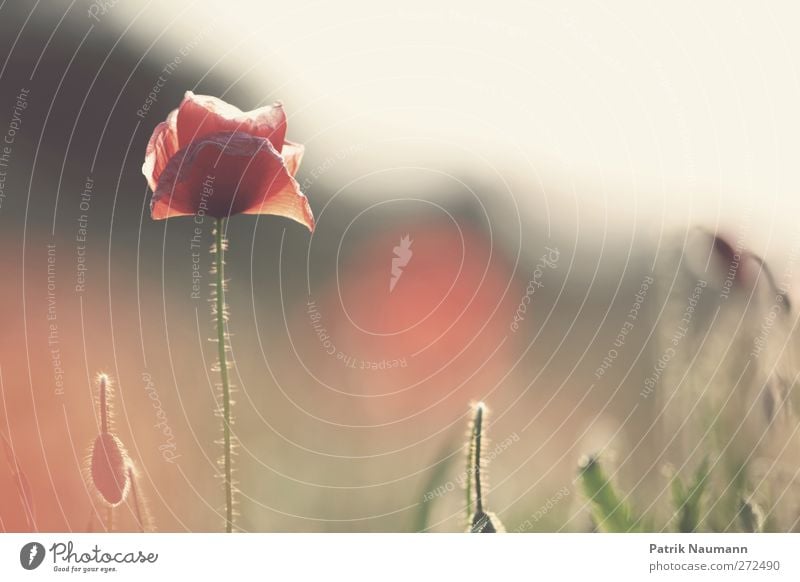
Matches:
[390,235,413,292]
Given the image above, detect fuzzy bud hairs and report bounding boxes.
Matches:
[467,402,504,533]
[88,373,131,508]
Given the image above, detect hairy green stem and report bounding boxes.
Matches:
[465,432,474,520]
[473,404,484,515]
[214,218,234,533]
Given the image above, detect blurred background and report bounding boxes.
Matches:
[2,0,800,532]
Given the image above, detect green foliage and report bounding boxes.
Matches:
[417,405,784,533]
[737,498,764,533]
[578,455,640,532]
[414,402,506,533]
[670,457,711,532]
[412,434,462,532]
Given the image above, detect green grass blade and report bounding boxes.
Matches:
[412,433,462,532]
[737,498,764,533]
[671,457,711,532]
[578,455,639,532]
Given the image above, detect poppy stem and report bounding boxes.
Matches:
[472,403,485,516]
[214,218,234,533]
[99,374,108,435]
[465,425,474,520]
[129,467,145,532]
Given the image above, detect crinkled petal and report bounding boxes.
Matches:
[141,108,178,191]
[151,131,314,231]
[281,140,304,177]
[176,91,287,152]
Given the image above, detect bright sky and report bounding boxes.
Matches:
[117,0,800,266]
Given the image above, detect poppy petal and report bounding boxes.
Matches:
[141,108,179,191]
[176,91,287,152]
[281,140,304,177]
[151,131,314,231]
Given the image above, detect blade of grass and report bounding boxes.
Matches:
[738,498,764,532]
[412,432,462,532]
[578,455,639,532]
[671,457,711,532]
[1,432,36,529]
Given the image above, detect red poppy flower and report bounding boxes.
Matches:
[142,91,314,229]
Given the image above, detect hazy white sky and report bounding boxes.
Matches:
[118,0,800,263]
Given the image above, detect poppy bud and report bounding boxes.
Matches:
[87,374,130,507]
[90,432,129,506]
